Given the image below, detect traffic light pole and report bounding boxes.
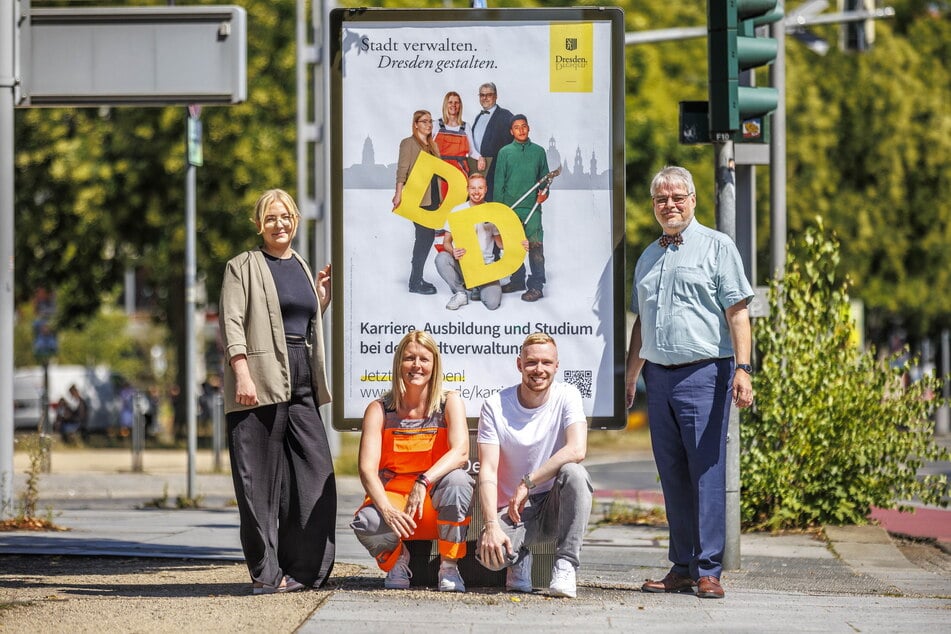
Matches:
[713,137,742,571]
[769,15,787,279]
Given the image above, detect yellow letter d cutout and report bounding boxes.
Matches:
[392,152,468,229]
[448,203,527,289]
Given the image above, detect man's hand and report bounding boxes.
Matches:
[732,371,754,408]
[506,481,530,523]
[477,523,514,570]
[452,247,467,260]
[535,188,549,204]
[625,376,638,409]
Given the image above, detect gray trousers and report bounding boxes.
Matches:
[351,468,474,566]
[487,462,592,569]
[434,251,502,310]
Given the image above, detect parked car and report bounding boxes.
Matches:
[13,365,123,433]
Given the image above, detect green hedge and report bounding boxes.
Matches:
[742,220,949,530]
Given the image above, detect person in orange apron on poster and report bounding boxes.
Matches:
[351,331,474,592]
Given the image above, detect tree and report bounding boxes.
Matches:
[742,220,948,530]
[14,0,302,431]
[778,4,951,344]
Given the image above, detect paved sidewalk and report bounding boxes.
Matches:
[3,448,949,632]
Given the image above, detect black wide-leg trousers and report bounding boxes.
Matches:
[227,340,336,588]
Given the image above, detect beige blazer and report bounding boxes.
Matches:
[219,248,331,414]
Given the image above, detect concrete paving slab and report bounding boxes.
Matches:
[300,587,951,633]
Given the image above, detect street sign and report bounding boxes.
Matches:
[187,112,203,167]
[17,6,246,107]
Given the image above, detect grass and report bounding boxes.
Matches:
[334,432,362,476]
[597,499,667,527]
[587,423,652,455]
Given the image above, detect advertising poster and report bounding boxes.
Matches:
[329,8,625,429]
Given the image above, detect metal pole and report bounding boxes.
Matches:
[39,360,50,472]
[714,139,741,571]
[132,390,143,472]
[0,0,17,517]
[294,0,309,260]
[312,0,339,460]
[212,391,223,472]
[770,9,787,279]
[185,112,197,500]
[936,328,950,435]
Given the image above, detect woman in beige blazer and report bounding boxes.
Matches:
[220,189,335,594]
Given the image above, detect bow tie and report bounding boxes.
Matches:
[480,109,490,114]
[659,233,683,248]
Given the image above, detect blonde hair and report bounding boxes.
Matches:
[252,189,301,238]
[520,332,556,356]
[384,330,444,417]
[411,110,441,157]
[441,91,463,126]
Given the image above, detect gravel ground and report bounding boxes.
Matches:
[0,555,363,633]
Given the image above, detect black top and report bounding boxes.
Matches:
[262,252,317,339]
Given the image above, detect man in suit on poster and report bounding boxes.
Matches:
[469,82,514,200]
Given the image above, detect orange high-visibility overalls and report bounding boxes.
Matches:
[358,402,470,571]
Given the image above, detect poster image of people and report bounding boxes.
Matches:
[330,8,625,428]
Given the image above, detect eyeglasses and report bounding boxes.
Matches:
[263,214,296,227]
[652,193,693,206]
[478,92,495,98]
[416,118,433,125]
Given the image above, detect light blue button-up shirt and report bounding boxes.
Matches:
[630,219,753,366]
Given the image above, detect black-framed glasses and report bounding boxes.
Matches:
[652,193,693,206]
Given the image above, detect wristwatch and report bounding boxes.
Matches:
[521,473,537,490]
[736,363,753,375]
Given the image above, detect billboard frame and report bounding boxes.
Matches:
[329,6,626,431]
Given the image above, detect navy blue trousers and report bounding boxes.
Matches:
[643,358,733,579]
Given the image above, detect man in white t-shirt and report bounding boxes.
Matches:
[435,172,526,311]
[476,333,592,598]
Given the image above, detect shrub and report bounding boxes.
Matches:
[742,221,948,530]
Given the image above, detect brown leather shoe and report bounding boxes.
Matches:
[696,576,724,599]
[641,572,696,593]
[521,288,543,302]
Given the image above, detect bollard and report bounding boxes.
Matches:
[131,390,144,472]
[212,392,224,473]
[936,329,950,436]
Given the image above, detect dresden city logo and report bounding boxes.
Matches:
[565,38,577,51]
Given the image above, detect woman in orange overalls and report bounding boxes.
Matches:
[351,331,473,592]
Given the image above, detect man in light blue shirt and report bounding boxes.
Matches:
[625,166,754,600]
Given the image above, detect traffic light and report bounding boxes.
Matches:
[839,0,875,52]
[707,0,782,136]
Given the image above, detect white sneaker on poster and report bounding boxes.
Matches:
[446,291,469,310]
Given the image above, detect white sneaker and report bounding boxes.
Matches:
[548,558,577,598]
[437,561,466,593]
[384,545,412,589]
[446,291,469,310]
[506,551,533,593]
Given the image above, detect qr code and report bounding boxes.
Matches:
[563,370,593,398]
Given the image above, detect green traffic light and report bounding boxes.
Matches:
[707,0,782,135]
